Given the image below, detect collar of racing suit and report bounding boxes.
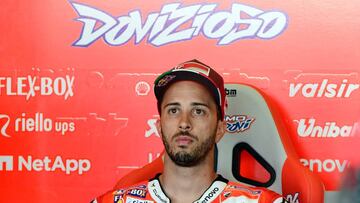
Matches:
[147,173,229,203]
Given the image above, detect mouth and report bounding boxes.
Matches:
[174,135,194,146]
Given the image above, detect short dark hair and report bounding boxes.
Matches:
[154,59,226,121]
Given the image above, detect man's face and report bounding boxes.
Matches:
[157,81,225,167]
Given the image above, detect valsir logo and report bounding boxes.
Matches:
[289,79,359,98]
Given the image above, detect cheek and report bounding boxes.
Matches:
[160,120,177,135]
[193,120,217,134]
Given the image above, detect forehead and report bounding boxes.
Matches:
[161,81,216,106]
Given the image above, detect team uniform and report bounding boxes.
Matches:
[92,174,288,203]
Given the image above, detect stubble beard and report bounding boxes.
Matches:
[161,127,217,167]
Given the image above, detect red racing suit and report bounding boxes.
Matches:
[92,174,288,203]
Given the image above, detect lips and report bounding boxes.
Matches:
[174,135,194,146]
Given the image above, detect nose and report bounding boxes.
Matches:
[178,112,192,131]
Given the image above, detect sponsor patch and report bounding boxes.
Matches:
[127,189,147,198]
[125,197,153,203]
[113,189,126,195]
[227,185,261,195]
[222,196,258,203]
[156,75,176,87]
[286,192,299,203]
[114,194,124,203]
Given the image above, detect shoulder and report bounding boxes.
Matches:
[222,181,288,203]
[91,181,150,203]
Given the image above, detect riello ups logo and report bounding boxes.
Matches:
[0,112,76,138]
[71,2,288,47]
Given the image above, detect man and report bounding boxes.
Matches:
[92,59,288,203]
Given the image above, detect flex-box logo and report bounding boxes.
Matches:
[0,75,74,100]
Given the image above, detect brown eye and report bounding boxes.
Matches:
[168,108,179,114]
[193,108,205,116]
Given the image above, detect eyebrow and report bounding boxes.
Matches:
[163,102,210,109]
[191,102,210,108]
[163,102,180,109]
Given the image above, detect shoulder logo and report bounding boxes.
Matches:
[127,189,147,198]
[148,179,169,203]
[125,196,153,203]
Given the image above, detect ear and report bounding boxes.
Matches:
[156,118,162,138]
[215,120,226,143]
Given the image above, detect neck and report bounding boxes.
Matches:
[159,149,217,203]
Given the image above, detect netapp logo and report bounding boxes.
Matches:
[225,88,237,97]
[0,155,91,175]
